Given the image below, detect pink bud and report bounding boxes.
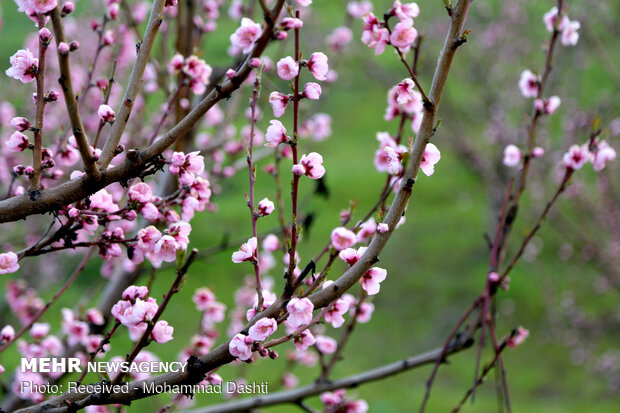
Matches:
[250,57,261,68]
[58,42,70,55]
[39,28,52,44]
[61,2,75,16]
[45,90,59,102]
[10,117,30,132]
[226,68,236,79]
[98,104,116,123]
[69,41,80,51]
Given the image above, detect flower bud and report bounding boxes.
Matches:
[10,117,31,132]
[61,2,75,16]
[69,41,80,51]
[39,28,52,44]
[45,90,59,102]
[58,42,70,55]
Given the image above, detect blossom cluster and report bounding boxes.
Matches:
[111,285,174,343]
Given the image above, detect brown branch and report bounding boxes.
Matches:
[182,337,474,413]
[97,0,166,168]
[29,14,50,191]
[50,7,100,179]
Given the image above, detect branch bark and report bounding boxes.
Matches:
[183,336,474,413]
[50,7,100,179]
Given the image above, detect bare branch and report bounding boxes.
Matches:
[50,7,100,179]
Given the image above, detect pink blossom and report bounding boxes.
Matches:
[292,152,326,179]
[276,56,299,80]
[1,325,15,342]
[263,234,280,252]
[562,144,591,170]
[230,18,263,54]
[420,143,441,176]
[331,227,357,251]
[153,235,179,262]
[347,400,369,413]
[324,299,349,328]
[0,252,19,274]
[543,7,560,32]
[137,226,161,251]
[315,335,337,354]
[7,131,30,152]
[168,53,185,74]
[303,113,332,141]
[118,297,159,327]
[392,0,420,22]
[519,70,539,98]
[327,27,353,52]
[102,30,116,46]
[321,389,346,406]
[265,120,289,148]
[229,333,252,360]
[282,372,298,388]
[362,14,389,55]
[151,320,174,343]
[281,17,303,30]
[107,2,120,19]
[57,42,70,55]
[168,151,205,185]
[377,223,389,233]
[86,309,104,325]
[257,198,275,216]
[296,0,312,6]
[339,246,367,266]
[286,297,314,328]
[361,267,387,295]
[357,218,377,243]
[507,326,529,349]
[248,317,277,341]
[10,116,30,131]
[532,147,545,158]
[355,302,375,323]
[379,146,400,176]
[303,82,322,100]
[561,19,580,46]
[307,52,329,81]
[193,287,215,311]
[141,202,160,221]
[592,141,616,172]
[26,0,58,14]
[122,285,149,301]
[347,1,373,18]
[534,96,561,114]
[294,329,316,351]
[30,322,50,339]
[268,92,291,117]
[503,144,522,167]
[5,49,38,84]
[128,182,152,203]
[390,20,417,50]
[232,237,257,263]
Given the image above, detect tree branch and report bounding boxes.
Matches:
[50,7,100,179]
